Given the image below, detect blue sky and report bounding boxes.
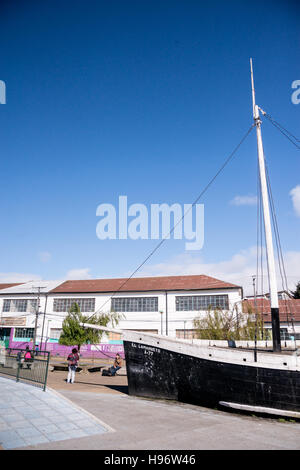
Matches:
[0,0,299,293]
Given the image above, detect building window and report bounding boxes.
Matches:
[176,329,198,339]
[111,297,158,312]
[2,299,37,313]
[14,328,34,339]
[53,298,95,312]
[2,300,10,312]
[49,328,62,340]
[175,295,229,311]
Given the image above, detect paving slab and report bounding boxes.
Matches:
[0,376,111,449]
[1,370,300,450]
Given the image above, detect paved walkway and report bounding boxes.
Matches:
[1,370,300,450]
[0,376,111,449]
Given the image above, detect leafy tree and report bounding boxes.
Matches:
[240,303,266,340]
[193,308,235,340]
[59,302,122,352]
[193,305,266,341]
[291,281,300,299]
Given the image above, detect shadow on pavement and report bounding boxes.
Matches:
[103,384,129,394]
[72,380,128,395]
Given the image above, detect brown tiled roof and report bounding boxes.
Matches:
[243,298,300,322]
[0,283,24,290]
[50,275,240,294]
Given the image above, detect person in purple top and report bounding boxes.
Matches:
[67,348,79,384]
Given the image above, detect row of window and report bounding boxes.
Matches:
[14,328,34,338]
[2,295,230,313]
[3,299,37,313]
[111,297,158,312]
[111,295,229,312]
[1,298,96,313]
[175,295,229,311]
[53,298,95,312]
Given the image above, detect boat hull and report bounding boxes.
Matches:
[123,340,300,413]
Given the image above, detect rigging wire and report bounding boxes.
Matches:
[254,106,298,336]
[259,109,300,150]
[261,110,300,142]
[85,123,256,323]
[255,145,295,334]
[265,161,296,334]
[254,115,296,338]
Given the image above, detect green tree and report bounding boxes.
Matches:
[193,308,235,340]
[59,302,122,352]
[291,281,300,299]
[241,302,268,340]
[193,305,266,341]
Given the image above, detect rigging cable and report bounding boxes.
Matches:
[259,108,300,151]
[256,106,298,335]
[265,161,296,334]
[85,123,256,322]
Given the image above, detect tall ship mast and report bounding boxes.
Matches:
[250,58,281,352]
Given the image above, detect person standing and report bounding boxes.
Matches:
[67,348,79,384]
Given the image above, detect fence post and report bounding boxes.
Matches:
[16,355,20,383]
[43,351,50,391]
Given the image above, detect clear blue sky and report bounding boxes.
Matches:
[0,0,299,291]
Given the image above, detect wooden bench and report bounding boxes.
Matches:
[50,362,107,374]
[49,362,68,372]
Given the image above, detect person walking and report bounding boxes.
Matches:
[67,348,79,384]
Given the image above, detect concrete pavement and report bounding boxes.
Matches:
[1,369,300,450]
[0,376,111,449]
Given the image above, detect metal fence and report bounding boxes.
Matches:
[0,348,50,391]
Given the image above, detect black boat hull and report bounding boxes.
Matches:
[123,340,300,412]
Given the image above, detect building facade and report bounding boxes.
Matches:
[0,275,242,356]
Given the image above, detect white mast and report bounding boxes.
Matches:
[250,58,281,352]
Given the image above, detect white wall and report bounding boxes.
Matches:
[0,287,242,342]
[46,288,242,339]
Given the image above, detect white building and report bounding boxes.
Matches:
[0,275,243,349]
[0,280,63,348]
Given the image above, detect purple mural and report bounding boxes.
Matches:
[9,338,124,359]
